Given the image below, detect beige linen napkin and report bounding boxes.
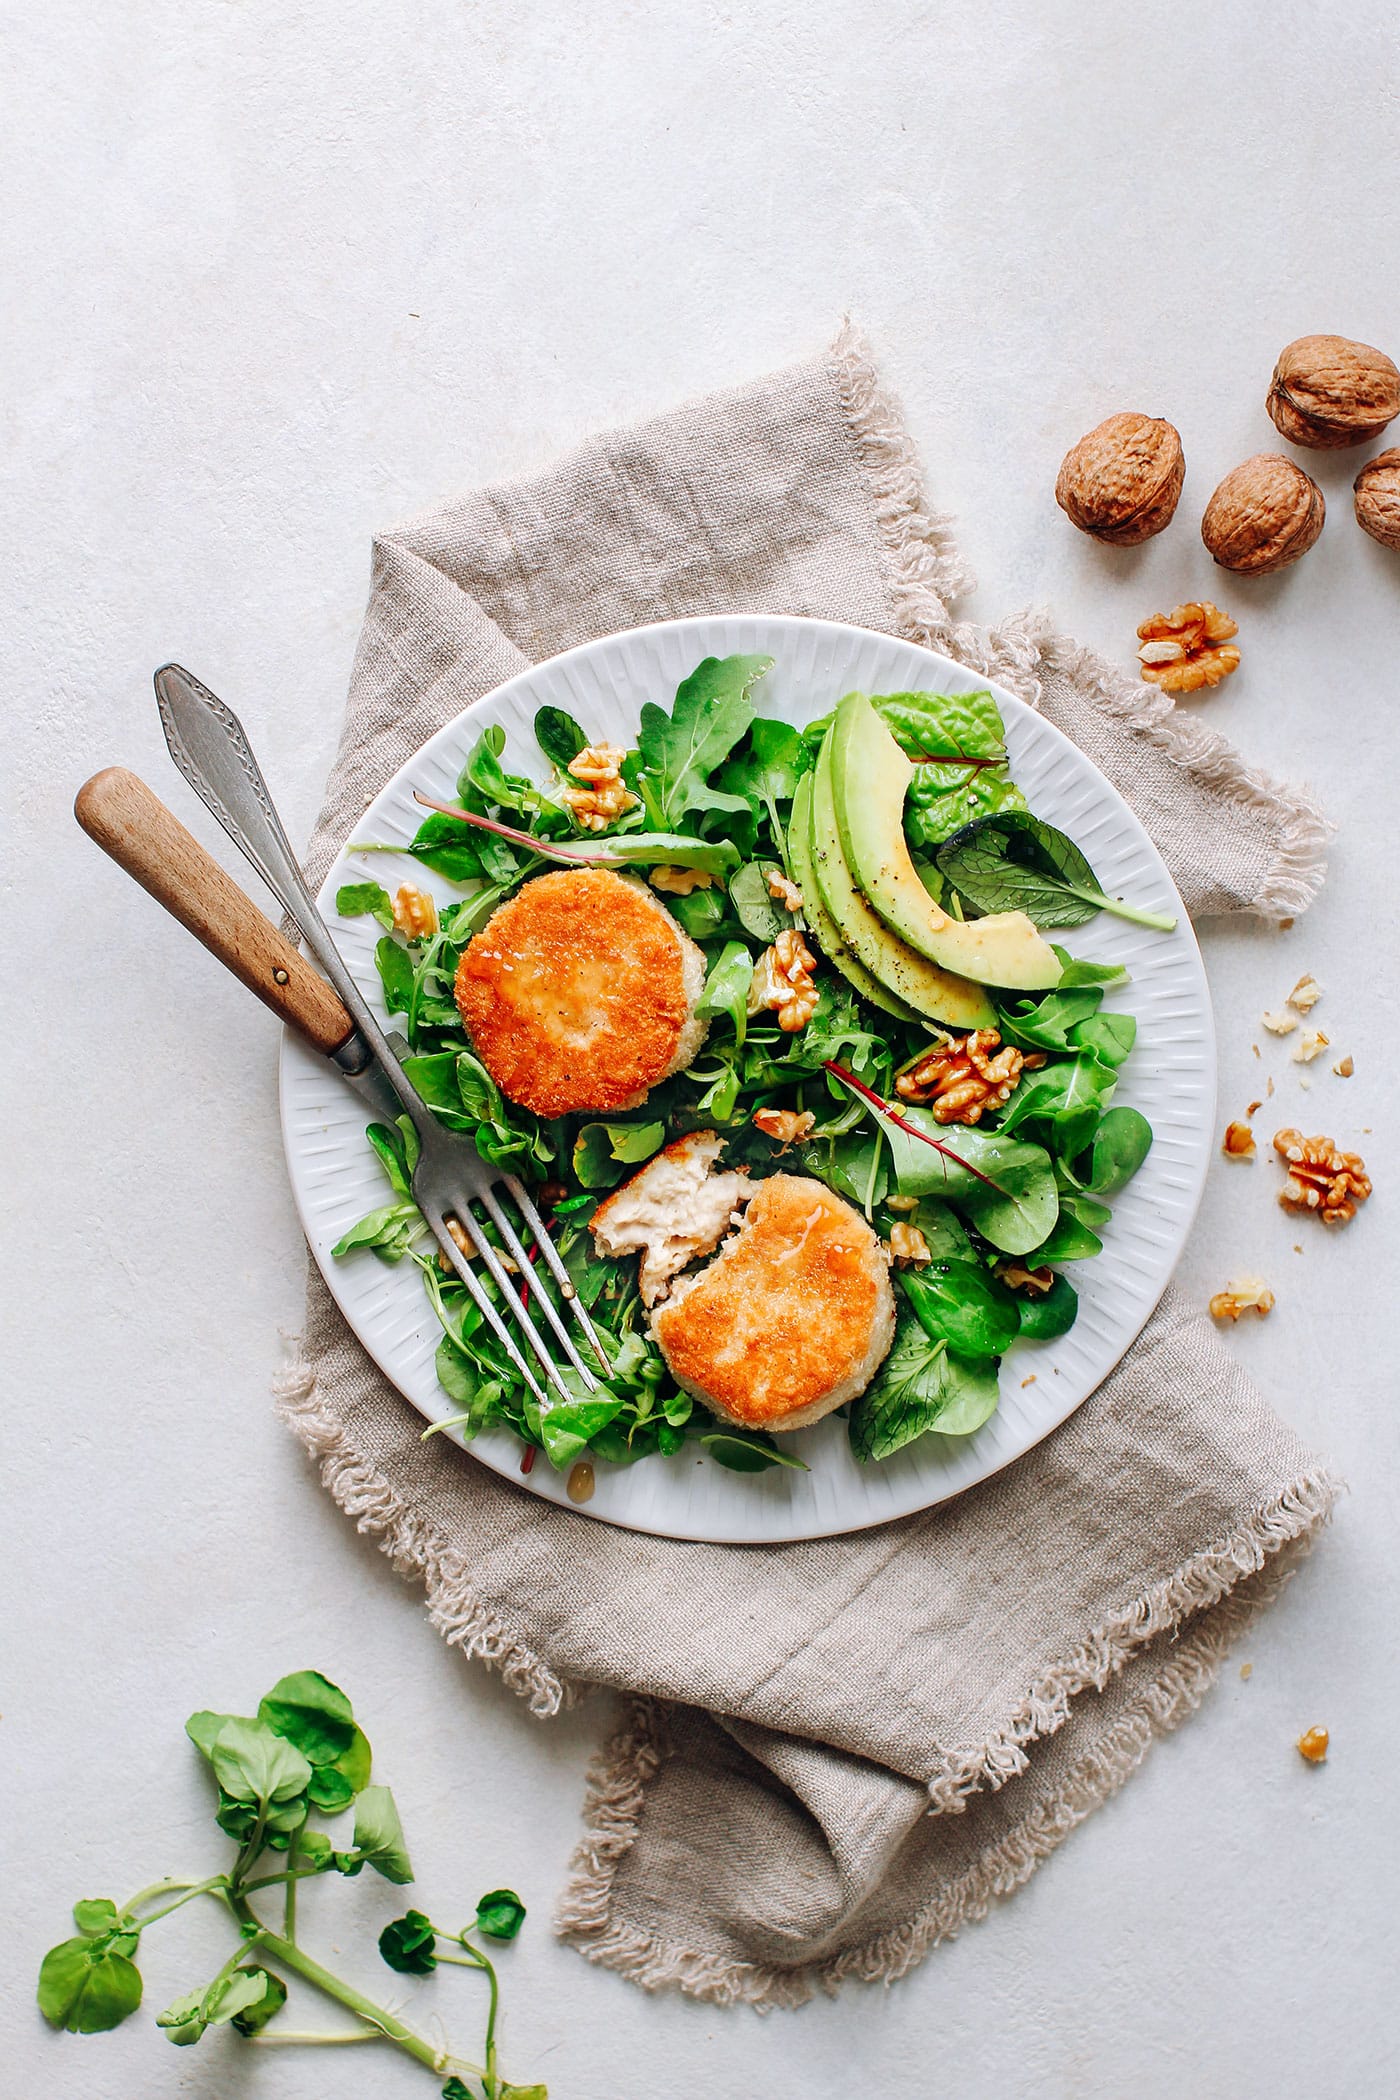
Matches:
[278,327,1338,2006]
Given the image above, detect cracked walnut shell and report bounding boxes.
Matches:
[1272,1128,1371,1224]
[1267,335,1400,449]
[1353,448,1400,549]
[1201,455,1325,574]
[1137,601,1240,693]
[1055,413,1185,545]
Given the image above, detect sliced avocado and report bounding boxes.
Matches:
[810,737,996,1030]
[788,773,918,1024]
[831,692,1062,990]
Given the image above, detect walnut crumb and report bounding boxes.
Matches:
[1287,973,1322,1013]
[1296,1726,1329,1764]
[767,868,804,912]
[1020,1374,1038,1389]
[1222,1121,1256,1159]
[1240,1662,1253,1681]
[1279,917,1294,929]
[1261,1009,1298,1036]
[1266,1076,1275,1097]
[1209,1276,1275,1321]
[649,864,714,895]
[1333,1054,1354,1078]
[1246,1098,1263,1117]
[1291,1029,1329,1064]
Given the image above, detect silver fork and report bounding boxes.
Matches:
[152,662,608,1406]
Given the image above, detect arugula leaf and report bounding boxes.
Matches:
[695,940,755,1048]
[380,1909,438,1974]
[459,724,541,817]
[635,654,773,826]
[1082,1105,1153,1193]
[598,831,740,876]
[404,813,488,884]
[352,1785,414,1883]
[336,880,395,928]
[365,1116,420,1199]
[1051,945,1130,989]
[848,1322,1000,1461]
[475,1888,528,1941]
[728,861,789,943]
[715,715,803,846]
[534,704,588,768]
[38,1934,144,2033]
[573,1120,666,1190]
[936,810,1178,931]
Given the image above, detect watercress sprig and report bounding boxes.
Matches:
[36,1671,545,2099]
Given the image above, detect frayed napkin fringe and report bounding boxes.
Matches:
[830,321,1331,923]
[553,1464,1338,2008]
[272,1348,571,1718]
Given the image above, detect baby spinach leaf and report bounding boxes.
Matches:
[38,1934,144,2034]
[475,1888,528,1941]
[600,831,740,876]
[1082,1105,1153,1193]
[375,935,416,1015]
[695,939,754,1048]
[881,1114,1059,1256]
[636,653,773,826]
[336,880,395,928]
[1016,1271,1079,1340]
[1027,1189,1113,1263]
[537,1394,626,1468]
[996,985,1104,1053]
[998,1055,1117,1161]
[700,1429,809,1473]
[728,861,788,943]
[1070,1011,1137,1068]
[935,810,1178,932]
[849,1324,1000,1461]
[534,704,588,768]
[573,1121,666,1190]
[379,1909,438,1975]
[801,1129,890,1213]
[899,1261,1020,1360]
[1051,946,1130,989]
[894,1198,976,1263]
[868,689,1029,846]
[258,1671,356,1767]
[352,1785,414,1884]
[365,1117,419,1199]
[404,813,488,884]
[666,882,728,940]
[330,1204,419,1262]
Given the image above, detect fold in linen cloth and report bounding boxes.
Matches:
[277,326,1338,2006]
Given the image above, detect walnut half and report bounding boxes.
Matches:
[1137,601,1240,694]
[1273,1128,1371,1224]
[748,929,818,1033]
[895,1029,1043,1125]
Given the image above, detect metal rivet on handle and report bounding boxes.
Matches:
[273,967,289,984]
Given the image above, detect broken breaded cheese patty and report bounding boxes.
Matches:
[454,867,708,1118]
[649,1172,896,1433]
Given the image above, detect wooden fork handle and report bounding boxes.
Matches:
[75,766,357,1058]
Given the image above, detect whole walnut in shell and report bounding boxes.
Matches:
[1353,448,1400,549]
[1266,334,1400,449]
[1055,413,1185,544]
[1201,454,1324,574]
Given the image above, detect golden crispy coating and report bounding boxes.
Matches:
[652,1175,895,1431]
[454,868,703,1117]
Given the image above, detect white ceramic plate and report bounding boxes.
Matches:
[280,615,1214,1543]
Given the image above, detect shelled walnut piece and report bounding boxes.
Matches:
[1209,1276,1275,1321]
[560,743,638,831]
[752,1107,815,1147]
[1222,1121,1257,1159]
[1273,1129,1371,1224]
[767,868,804,912]
[888,1221,932,1267]
[649,864,713,895]
[748,929,818,1033]
[1137,602,1240,693]
[392,882,438,939]
[895,1030,1045,1125]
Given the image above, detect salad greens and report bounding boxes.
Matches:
[36,1672,544,2098]
[333,660,1161,1474]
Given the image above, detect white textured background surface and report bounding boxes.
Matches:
[3,3,1395,2094]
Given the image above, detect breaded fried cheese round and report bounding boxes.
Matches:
[454,867,708,1117]
[651,1175,896,1432]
